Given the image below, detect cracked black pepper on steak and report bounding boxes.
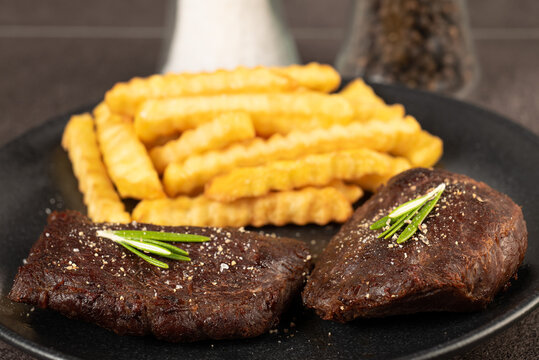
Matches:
[303,168,527,321]
[9,211,311,342]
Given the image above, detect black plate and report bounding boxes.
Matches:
[0,84,538,360]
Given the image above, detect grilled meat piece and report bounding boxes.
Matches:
[303,168,527,321]
[9,211,310,342]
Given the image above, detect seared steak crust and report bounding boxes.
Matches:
[9,211,310,342]
[303,168,527,321]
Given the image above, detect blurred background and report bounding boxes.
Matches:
[0,0,537,359]
[0,0,538,148]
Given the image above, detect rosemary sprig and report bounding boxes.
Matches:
[96,229,209,269]
[397,188,444,244]
[370,183,445,244]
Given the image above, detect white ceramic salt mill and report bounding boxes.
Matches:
[160,0,300,73]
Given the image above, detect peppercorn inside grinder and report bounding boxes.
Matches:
[336,0,478,97]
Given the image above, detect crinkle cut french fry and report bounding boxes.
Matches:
[135,92,354,143]
[354,103,405,123]
[391,129,443,167]
[105,63,340,116]
[271,62,341,93]
[340,81,443,166]
[204,149,400,202]
[61,114,130,223]
[327,181,364,203]
[355,157,412,192]
[132,187,353,227]
[94,104,165,200]
[163,117,421,196]
[340,79,385,105]
[150,112,255,173]
[105,66,299,116]
[340,79,405,122]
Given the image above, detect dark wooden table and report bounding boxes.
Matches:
[0,1,537,359]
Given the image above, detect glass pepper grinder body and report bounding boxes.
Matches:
[336,0,478,97]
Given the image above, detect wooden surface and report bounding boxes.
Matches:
[0,1,537,359]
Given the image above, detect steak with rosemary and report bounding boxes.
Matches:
[9,211,311,342]
[303,168,527,321]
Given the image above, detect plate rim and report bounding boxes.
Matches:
[0,84,538,360]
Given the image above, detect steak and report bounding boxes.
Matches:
[303,168,527,321]
[9,211,311,342]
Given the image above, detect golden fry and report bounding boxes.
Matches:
[356,103,405,123]
[391,129,443,167]
[271,62,341,93]
[340,79,405,122]
[150,112,255,173]
[205,149,399,202]
[134,92,354,143]
[105,63,340,116]
[61,114,130,223]
[94,104,164,200]
[163,117,421,196]
[105,66,299,116]
[340,81,443,166]
[355,157,412,192]
[340,79,385,105]
[339,79,381,107]
[132,186,353,227]
[327,181,364,203]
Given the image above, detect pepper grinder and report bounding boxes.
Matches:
[160,0,300,73]
[335,0,478,97]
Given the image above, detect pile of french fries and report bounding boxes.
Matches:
[62,63,443,227]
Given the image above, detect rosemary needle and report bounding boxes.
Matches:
[113,230,209,242]
[161,253,191,262]
[141,239,189,256]
[117,238,172,256]
[116,241,169,269]
[370,216,390,230]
